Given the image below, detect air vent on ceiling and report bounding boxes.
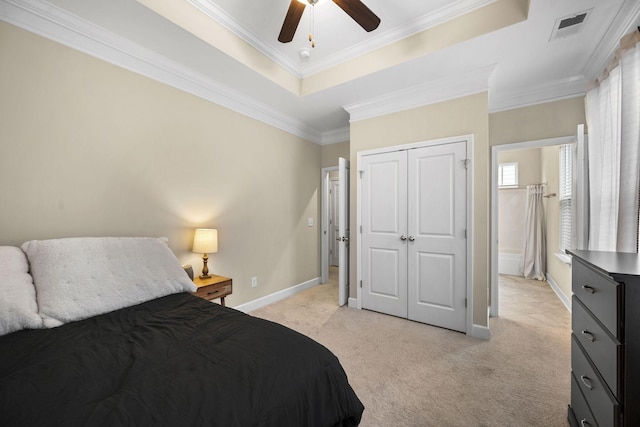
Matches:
[550,9,593,41]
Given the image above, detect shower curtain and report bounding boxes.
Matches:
[522,184,546,281]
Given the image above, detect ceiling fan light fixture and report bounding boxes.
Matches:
[299,48,312,62]
[279,0,380,45]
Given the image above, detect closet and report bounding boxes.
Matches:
[360,138,469,332]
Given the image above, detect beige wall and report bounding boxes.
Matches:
[490,97,586,146]
[0,22,321,307]
[350,92,490,327]
[1,18,587,320]
[321,141,350,168]
[498,148,542,186]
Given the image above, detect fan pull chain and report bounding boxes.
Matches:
[308,3,315,48]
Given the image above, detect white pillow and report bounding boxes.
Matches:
[22,237,196,327]
[0,246,43,335]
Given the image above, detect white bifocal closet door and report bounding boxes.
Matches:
[407,142,467,332]
[361,140,467,333]
[361,151,408,318]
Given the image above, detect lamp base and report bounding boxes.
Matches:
[200,253,211,279]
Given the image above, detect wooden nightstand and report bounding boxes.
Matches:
[193,275,232,306]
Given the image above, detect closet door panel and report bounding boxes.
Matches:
[407,141,467,332]
[416,252,455,308]
[361,151,408,318]
[416,152,455,237]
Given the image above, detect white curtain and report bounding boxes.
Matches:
[522,184,546,281]
[585,32,640,253]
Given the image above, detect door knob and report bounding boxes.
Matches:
[408,236,415,241]
[342,237,349,242]
[400,235,407,241]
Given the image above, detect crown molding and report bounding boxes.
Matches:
[489,75,588,113]
[188,0,496,79]
[1,0,602,144]
[344,64,496,122]
[187,0,303,78]
[582,0,640,80]
[319,126,350,145]
[0,0,323,143]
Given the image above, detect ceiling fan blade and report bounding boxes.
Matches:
[332,0,380,32]
[278,0,306,43]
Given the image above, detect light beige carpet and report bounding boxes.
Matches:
[250,270,571,427]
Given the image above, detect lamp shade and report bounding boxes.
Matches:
[192,229,218,254]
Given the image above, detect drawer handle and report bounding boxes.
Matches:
[580,419,591,427]
[580,375,593,390]
[207,290,221,296]
[581,330,595,342]
[581,285,595,294]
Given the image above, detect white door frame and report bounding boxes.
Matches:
[329,177,340,267]
[357,134,474,335]
[321,166,338,284]
[490,135,575,318]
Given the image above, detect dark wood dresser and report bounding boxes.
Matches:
[568,250,640,427]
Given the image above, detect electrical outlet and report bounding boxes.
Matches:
[251,277,258,288]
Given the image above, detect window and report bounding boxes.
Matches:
[559,144,573,253]
[498,163,518,188]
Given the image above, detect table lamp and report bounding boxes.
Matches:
[192,228,218,279]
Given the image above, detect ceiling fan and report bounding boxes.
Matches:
[278,0,380,44]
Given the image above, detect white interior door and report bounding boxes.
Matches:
[361,151,408,318]
[407,142,467,332]
[338,158,350,307]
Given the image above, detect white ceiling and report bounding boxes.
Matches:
[190,0,490,76]
[2,0,640,144]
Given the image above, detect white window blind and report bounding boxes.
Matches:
[559,144,573,252]
[498,163,518,188]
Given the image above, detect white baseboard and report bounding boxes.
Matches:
[233,277,321,313]
[546,273,572,313]
[470,323,491,340]
[349,297,489,339]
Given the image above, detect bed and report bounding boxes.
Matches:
[0,237,364,426]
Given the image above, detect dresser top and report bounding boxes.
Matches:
[569,249,640,277]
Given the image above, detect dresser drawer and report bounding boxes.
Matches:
[572,296,623,399]
[571,372,599,427]
[572,335,620,427]
[572,259,622,339]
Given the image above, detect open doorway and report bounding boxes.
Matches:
[321,166,338,286]
[490,128,587,318]
[321,158,350,307]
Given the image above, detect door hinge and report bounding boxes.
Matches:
[465,298,467,308]
[464,229,467,238]
[359,170,364,177]
[360,225,362,233]
[463,158,471,169]
[360,280,363,288]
